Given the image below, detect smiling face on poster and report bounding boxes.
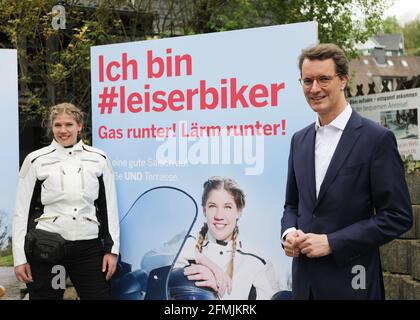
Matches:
[91,23,317,299]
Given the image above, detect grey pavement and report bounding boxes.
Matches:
[0,267,22,300]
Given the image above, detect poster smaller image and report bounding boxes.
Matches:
[380,108,418,140]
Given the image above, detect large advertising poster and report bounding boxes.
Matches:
[0,50,19,254]
[91,23,317,299]
[349,88,420,159]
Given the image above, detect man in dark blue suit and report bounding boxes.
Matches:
[281,44,413,299]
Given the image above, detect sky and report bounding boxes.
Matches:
[384,0,420,25]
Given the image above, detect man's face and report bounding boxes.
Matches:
[301,58,347,121]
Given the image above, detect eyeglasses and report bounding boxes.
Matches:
[299,74,340,88]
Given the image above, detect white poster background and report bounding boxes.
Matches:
[0,49,19,246]
[91,23,318,296]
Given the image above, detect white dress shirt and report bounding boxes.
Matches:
[315,104,352,197]
[282,104,352,240]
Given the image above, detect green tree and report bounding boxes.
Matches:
[179,0,390,58]
[380,16,402,34]
[403,17,420,55]
[142,0,391,58]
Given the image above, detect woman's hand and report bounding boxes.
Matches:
[193,251,232,297]
[184,263,219,293]
[15,263,33,283]
[102,253,118,280]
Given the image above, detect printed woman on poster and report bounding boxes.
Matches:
[172,176,279,300]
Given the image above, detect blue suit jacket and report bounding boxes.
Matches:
[281,110,413,299]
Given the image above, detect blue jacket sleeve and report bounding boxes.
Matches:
[328,130,413,266]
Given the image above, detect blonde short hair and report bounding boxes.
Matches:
[49,102,84,129]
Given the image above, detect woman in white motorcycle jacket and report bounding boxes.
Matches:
[13,103,120,300]
[173,176,279,300]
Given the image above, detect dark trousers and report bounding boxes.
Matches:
[27,238,111,300]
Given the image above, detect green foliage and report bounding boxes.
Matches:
[402,155,420,174]
[380,16,402,34]
[0,239,12,257]
[406,47,420,56]
[403,18,420,53]
[194,0,390,58]
[0,254,13,267]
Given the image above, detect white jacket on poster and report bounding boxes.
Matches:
[174,234,279,300]
[13,139,120,266]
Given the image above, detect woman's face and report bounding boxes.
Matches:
[52,113,82,147]
[204,188,242,241]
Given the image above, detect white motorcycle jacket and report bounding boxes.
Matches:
[175,234,279,300]
[13,139,120,266]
